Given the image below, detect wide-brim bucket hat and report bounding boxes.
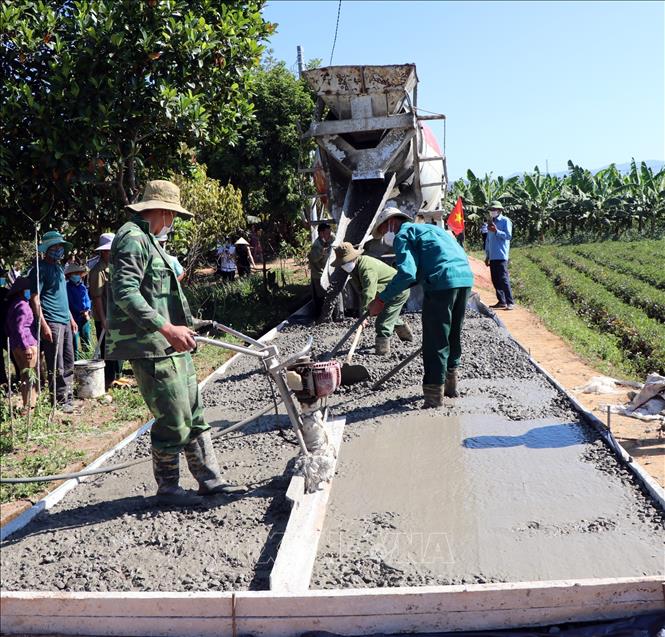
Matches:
[94,232,115,251]
[332,242,362,267]
[64,262,88,275]
[371,206,411,238]
[488,200,505,211]
[38,230,72,253]
[126,180,193,218]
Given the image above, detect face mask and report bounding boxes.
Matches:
[70,274,82,284]
[383,231,395,248]
[24,290,31,300]
[161,213,174,235]
[490,211,500,219]
[48,246,65,260]
[341,260,356,273]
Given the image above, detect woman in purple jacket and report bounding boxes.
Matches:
[4,277,39,409]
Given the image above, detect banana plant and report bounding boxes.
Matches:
[512,166,561,241]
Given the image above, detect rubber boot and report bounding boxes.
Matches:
[152,448,204,506]
[394,323,413,342]
[444,369,459,398]
[184,431,247,496]
[423,384,444,408]
[375,336,391,356]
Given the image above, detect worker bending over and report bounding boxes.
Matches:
[332,242,412,355]
[368,207,474,408]
[106,180,237,505]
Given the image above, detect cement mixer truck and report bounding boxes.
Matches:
[301,63,447,318]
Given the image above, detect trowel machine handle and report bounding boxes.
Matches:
[191,318,265,349]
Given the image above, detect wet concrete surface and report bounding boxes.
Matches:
[1,310,663,592]
[311,412,664,588]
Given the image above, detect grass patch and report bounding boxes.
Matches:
[185,268,310,337]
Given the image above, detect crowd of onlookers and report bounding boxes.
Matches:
[0,230,126,414]
[0,226,262,416]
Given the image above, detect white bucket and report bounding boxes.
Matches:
[74,359,106,399]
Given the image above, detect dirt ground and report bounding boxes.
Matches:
[468,256,664,488]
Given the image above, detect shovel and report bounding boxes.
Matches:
[325,310,371,360]
[340,323,370,385]
[372,345,422,390]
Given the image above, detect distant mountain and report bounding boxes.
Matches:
[507,160,664,179]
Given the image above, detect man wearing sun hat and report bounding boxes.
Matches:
[27,230,78,413]
[484,200,515,310]
[65,262,92,357]
[368,206,474,408]
[332,242,412,355]
[107,179,240,505]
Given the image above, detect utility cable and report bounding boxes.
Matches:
[0,400,282,485]
[329,0,342,65]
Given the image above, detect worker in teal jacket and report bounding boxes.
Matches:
[368,207,474,407]
[332,242,412,355]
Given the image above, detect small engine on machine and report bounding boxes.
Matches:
[285,359,341,460]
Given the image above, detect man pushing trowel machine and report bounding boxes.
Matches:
[105,180,343,505]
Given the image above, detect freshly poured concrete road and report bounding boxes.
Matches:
[312,411,664,588]
[2,309,663,592]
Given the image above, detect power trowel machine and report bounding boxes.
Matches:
[193,320,342,493]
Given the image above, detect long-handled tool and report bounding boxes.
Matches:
[372,345,422,390]
[340,323,370,385]
[325,310,371,360]
[92,328,105,361]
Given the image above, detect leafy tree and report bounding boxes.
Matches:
[0,0,273,257]
[169,165,244,277]
[203,58,316,245]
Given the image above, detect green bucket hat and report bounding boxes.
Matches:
[127,179,193,218]
[488,200,505,211]
[38,230,72,253]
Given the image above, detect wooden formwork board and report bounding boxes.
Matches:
[1,576,663,636]
[270,417,346,593]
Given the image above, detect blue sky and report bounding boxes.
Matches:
[263,1,664,181]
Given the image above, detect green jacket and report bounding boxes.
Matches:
[308,237,332,281]
[380,223,474,302]
[350,255,398,311]
[106,215,192,360]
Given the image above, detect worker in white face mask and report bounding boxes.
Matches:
[332,242,412,355]
[367,206,474,408]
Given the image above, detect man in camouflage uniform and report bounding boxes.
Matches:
[307,222,334,318]
[332,242,412,355]
[106,180,237,505]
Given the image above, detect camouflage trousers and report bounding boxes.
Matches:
[131,353,209,454]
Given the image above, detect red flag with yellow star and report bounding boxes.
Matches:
[447,197,465,236]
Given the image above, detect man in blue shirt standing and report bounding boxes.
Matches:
[484,201,515,310]
[368,207,474,408]
[28,230,78,413]
[65,262,92,357]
